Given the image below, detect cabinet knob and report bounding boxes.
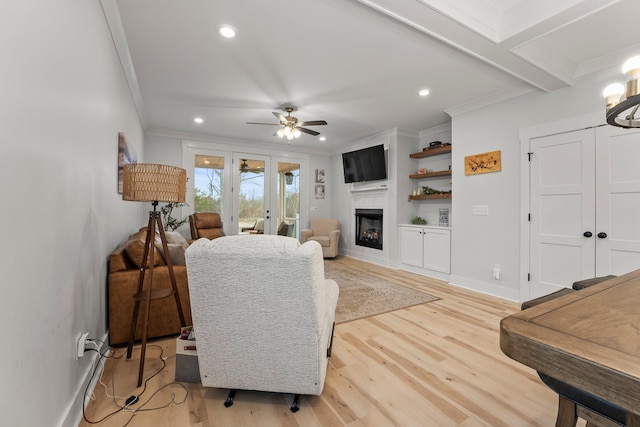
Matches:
[597,232,607,239]
[583,231,592,238]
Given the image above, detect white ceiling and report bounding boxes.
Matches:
[103,0,640,152]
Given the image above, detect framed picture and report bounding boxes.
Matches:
[315,184,325,199]
[117,132,137,194]
[439,208,450,227]
[464,150,501,175]
[315,168,325,183]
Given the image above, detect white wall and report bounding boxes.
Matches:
[0,1,145,426]
[449,66,619,300]
[309,154,333,220]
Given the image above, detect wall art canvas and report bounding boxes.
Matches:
[464,150,501,175]
[117,132,137,194]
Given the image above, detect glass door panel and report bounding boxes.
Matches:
[277,161,300,239]
[234,154,271,234]
[193,155,225,215]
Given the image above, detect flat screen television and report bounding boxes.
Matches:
[342,144,387,183]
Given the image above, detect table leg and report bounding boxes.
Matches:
[555,396,577,427]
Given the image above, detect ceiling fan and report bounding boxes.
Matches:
[246,107,327,141]
[239,159,264,173]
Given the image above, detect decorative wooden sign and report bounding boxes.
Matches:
[464,150,501,175]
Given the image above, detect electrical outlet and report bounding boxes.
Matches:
[492,264,501,280]
[76,332,89,359]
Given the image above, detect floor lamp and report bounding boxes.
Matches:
[122,163,188,387]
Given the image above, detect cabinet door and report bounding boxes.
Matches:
[423,228,451,273]
[399,226,424,267]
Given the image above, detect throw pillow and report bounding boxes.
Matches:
[154,231,189,265]
[125,230,165,268]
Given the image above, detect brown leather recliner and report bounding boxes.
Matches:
[189,212,225,240]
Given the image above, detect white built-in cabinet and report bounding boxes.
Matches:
[399,225,451,280]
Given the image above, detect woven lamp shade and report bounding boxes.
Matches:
[122,163,186,203]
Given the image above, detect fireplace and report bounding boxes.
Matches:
[355,209,383,250]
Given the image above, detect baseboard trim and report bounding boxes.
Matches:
[339,248,389,267]
[449,275,519,302]
[59,331,109,427]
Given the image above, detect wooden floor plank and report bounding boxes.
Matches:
[80,256,586,426]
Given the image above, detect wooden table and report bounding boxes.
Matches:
[500,270,640,426]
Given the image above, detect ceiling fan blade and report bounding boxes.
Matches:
[272,112,287,123]
[297,127,320,136]
[246,122,279,126]
[298,120,327,126]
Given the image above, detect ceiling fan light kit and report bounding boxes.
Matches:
[604,55,640,128]
[247,106,327,142]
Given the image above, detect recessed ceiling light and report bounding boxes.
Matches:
[319,136,326,142]
[418,88,431,97]
[217,25,237,39]
[194,117,204,124]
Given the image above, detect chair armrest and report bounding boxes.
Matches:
[328,229,340,246]
[300,229,313,242]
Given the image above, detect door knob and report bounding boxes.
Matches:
[597,232,607,239]
[583,231,593,237]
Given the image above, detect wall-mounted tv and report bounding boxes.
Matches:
[342,144,387,183]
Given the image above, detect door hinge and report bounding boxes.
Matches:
[527,152,533,161]
[528,213,531,221]
[527,273,531,281]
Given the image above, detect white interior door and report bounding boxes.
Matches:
[595,126,640,275]
[529,129,596,298]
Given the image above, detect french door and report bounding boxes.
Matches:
[184,143,305,238]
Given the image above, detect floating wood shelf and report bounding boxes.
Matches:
[408,193,452,201]
[409,145,452,159]
[409,169,452,179]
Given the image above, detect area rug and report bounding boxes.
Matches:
[324,260,439,324]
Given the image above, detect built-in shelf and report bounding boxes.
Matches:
[409,145,451,159]
[409,145,452,202]
[409,169,451,180]
[407,193,452,201]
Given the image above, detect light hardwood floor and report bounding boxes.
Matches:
[80,256,583,427]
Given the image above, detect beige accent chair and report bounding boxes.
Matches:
[301,218,340,258]
[185,235,339,411]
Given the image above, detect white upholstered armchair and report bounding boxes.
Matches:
[300,218,341,258]
[184,235,339,411]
